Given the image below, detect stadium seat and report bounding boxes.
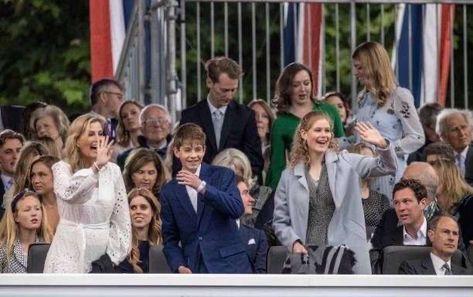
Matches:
[148,245,171,273]
[266,245,288,274]
[27,243,50,273]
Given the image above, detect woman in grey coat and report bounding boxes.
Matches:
[273,111,397,274]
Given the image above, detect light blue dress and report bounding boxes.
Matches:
[355,87,424,201]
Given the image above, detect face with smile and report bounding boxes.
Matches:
[251,103,270,141]
[207,73,239,108]
[237,181,255,215]
[301,118,332,155]
[77,121,104,165]
[30,161,54,196]
[132,162,158,192]
[429,216,460,261]
[35,115,60,140]
[121,103,142,132]
[289,70,312,106]
[174,141,205,173]
[393,188,426,229]
[14,195,42,231]
[129,195,153,230]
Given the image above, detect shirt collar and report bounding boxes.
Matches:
[207,96,228,115]
[430,252,451,274]
[1,174,12,190]
[457,146,468,159]
[403,216,427,240]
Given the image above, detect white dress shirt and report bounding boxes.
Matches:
[430,252,452,275]
[403,217,428,246]
[184,165,202,212]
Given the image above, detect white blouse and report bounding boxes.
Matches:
[44,161,131,273]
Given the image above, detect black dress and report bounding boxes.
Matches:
[116,241,150,273]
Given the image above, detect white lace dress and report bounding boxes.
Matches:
[44,161,131,273]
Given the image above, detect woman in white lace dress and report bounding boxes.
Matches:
[44,113,131,273]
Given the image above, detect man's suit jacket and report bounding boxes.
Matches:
[399,255,469,275]
[160,163,252,273]
[273,143,397,274]
[239,223,268,273]
[0,178,5,219]
[464,144,473,186]
[1,105,25,133]
[371,216,432,249]
[178,99,263,179]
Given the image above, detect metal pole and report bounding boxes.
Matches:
[166,0,178,124]
[224,2,229,56]
[381,4,385,46]
[211,2,215,58]
[336,3,340,91]
[180,0,187,109]
[366,3,370,41]
[350,1,357,111]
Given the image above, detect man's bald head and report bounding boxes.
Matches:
[402,162,438,203]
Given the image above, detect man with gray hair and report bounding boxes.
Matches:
[117,103,172,169]
[436,108,473,185]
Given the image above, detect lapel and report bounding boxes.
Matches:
[13,240,27,270]
[293,163,309,241]
[389,226,404,246]
[219,101,237,149]
[293,163,308,192]
[420,256,436,274]
[199,101,218,152]
[324,151,342,208]
[173,180,198,222]
[196,163,210,227]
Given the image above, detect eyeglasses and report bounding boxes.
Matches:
[103,91,124,100]
[144,118,169,127]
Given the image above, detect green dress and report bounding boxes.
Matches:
[265,101,344,189]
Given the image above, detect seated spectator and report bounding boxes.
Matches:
[117,104,172,170]
[436,108,473,185]
[22,102,47,140]
[117,188,162,273]
[30,104,70,157]
[399,214,470,275]
[161,123,252,273]
[348,143,390,240]
[431,159,473,248]
[236,175,268,273]
[3,141,47,211]
[0,191,52,273]
[123,148,168,196]
[372,179,429,249]
[425,142,455,164]
[28,156,60,234]
[248,99,275,179]
[212,148,273,228]
[112,100,143,161]
[0,130,25,215]
[407,103,443,164]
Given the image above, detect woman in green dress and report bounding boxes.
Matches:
[266,63,344,189]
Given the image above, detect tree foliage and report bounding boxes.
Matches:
[0,0,90,113]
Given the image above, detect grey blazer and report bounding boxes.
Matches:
[273,143,397,274]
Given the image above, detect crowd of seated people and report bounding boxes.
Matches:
[0,42,473,275]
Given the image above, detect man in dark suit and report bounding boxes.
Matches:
[372,179,430,249]
[178,57,263,180]
[161,123,251,273]
[399,214,470,275]
[436,108,473,185]
[236,176,268,273]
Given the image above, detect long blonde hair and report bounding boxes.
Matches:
[289,111,338,167]
[0,191,52,264]
[352,41,397,107]
[65,113,106,173]
[431,159,473,212]
[127,188,162,273]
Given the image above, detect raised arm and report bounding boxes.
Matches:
[52,161,98,204]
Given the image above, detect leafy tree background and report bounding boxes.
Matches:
[0,0,90,114]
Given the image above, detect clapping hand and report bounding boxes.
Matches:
[95,135,114,168]
[354,122,387,148]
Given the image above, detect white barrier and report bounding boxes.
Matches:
[1,274,473,296]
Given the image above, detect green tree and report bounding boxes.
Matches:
[0,0,90,113]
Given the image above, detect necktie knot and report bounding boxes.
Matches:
[442,263,451,275]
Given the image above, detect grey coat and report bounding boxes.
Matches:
[273,143,397,274]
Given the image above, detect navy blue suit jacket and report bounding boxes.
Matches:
[160,163,252,273]
[239,223,268,273]
[178,99,263,180]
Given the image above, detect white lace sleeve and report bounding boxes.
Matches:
[106,164,132,265]
[52,161,98,204]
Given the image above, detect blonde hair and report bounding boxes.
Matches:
[431,159,473,212]
[352,42,397,107]
[212,148,256,188]
[289,111,338,167]
[65,113,106,173]
[36,136,62,159]
[123,148,169,193]
[0,191,52,265]
[127,188,162,273]
[116,100,144,147]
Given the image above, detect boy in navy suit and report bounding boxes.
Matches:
[160,123,252,273]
